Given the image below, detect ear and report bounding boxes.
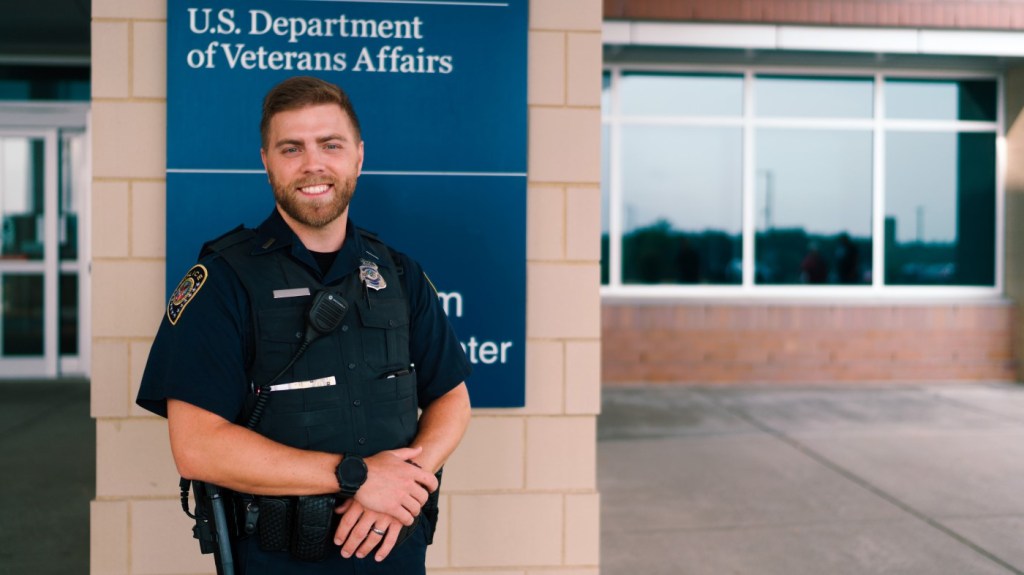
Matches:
[260,148,270,181]
[356,140,365,176]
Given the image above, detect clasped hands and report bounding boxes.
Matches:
[333,446,437,562]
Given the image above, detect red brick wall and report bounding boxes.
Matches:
[605,0,1024,30]
[602,303,1017,384]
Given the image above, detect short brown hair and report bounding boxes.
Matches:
[260,76,362,148]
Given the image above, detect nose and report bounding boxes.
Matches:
[301,147,326,173]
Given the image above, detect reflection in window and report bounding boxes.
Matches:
[620,72,743,117]
[2,274,44,356]
[621,126,742,284]
[755,129,873,285]
[756,76,873,119]
[885,131,996,286]
[602,68,999,291]
[60,273,78,355]
[885,79,997,122]
[1,138,45,261]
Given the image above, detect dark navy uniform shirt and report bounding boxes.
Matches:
[137,209,472,424]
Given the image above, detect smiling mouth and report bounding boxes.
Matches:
[297,183,333,196]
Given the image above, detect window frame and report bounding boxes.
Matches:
[601,64,1004,302]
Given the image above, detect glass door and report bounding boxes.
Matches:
[0,119,87,378]
[0,131,57,376]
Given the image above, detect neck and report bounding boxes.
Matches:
[277,206,349,252]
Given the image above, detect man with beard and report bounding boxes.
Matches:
[136,76,472,574]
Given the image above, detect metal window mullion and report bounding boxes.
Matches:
[883,119,998,132]
[44,130,59,376]
[753,117,875,130]
[619,116,745,127]
[609,67,623,289]
[873,73,886,290]
[742,70,756,289]
[0,262,46,273]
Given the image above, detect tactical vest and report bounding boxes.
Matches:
[204,228,418,458]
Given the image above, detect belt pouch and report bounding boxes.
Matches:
[290,495,335,562]
[256,496,291,552]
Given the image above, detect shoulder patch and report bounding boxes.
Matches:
[167,264,208,325]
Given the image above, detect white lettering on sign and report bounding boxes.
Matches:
[248,10,424,44]
[461,337,514,365]
[180,6,451,74]
[187,8,238,35]
[437,290,513,364]
[437,291,463,318]
[352,46,453,74]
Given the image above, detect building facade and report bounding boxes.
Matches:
[6,0,1024,573]
[86,0,602,574]
[601,0,1024,384]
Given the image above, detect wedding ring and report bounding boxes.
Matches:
[371,527,387,536]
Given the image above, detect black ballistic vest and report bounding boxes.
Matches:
[205,228,418,458]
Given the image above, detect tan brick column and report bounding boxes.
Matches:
[430,3,603,573]
[88,0,603,573]
[1005,66,1024,381]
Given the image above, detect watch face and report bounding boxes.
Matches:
[341,456,367,487]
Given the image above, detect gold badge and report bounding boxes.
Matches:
[167,264,208,325]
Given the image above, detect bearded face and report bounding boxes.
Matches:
[260,103,365,235]
[269,170,356,229]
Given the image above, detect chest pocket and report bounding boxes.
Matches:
[255,304,308,382]
[356,299,410,371]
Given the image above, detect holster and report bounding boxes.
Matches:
[182,479,240,575]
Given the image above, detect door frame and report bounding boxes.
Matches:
[0,102,89,378]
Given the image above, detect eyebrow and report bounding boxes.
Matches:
[273,134,349,148]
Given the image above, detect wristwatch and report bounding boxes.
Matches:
[335,454,367,497]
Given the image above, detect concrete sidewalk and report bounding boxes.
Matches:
[0,379,92,575]
[6,380,1024,574]
[599,383,1024,575]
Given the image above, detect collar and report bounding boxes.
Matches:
[251,209,387,285]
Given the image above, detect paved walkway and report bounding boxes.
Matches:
[0,379,92,575]
[599,383,1024,575]
[6,380,1024,574]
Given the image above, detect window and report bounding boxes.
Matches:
[0,66,90,101]
[601,70,1000,293]
[605,72,744,285]
[756,128,873,285]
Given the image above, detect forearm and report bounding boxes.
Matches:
[409,383,471,473]
[168,399,341,495]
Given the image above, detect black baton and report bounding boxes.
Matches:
[207,483,235,575]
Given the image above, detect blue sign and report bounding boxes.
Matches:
[166,0,527,407]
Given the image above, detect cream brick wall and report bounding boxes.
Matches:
[89,0,602,574]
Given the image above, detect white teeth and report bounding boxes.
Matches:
[300,184,330,194]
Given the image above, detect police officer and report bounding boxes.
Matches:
[136,76,472,574]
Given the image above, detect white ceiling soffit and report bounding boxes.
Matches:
[604,20,1024,58]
